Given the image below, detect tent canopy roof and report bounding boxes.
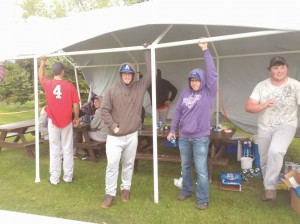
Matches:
[1,0,300,136]
[2,0,300,61]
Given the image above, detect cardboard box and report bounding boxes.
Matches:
[281,171,300,216]
[220,172,242,192]
[284,161,300,173]
[276,173,288,190]
[291,190,300,217]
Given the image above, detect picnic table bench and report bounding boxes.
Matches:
[135,125,235,183]
[135,151,228,184]
[0,119,44,158]
[73,123,105,162]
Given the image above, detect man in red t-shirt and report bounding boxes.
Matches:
[39,56,80,185]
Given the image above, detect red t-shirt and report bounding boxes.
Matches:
[40,76,80,128]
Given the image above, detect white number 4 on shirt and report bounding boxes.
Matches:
[53,85,62,99]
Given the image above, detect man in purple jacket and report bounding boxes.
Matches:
[167,38,217,210]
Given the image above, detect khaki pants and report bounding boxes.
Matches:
[105,131,138,196]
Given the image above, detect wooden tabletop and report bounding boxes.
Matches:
[0,119,35,132]
[73,122,90,131]
[138,125,235,141]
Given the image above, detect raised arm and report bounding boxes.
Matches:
[39,56,47,80]
[141,43,151,87]
[199,38,217,95]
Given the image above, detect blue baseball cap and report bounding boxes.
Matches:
[189,72,201,80]
[120,64,134,73]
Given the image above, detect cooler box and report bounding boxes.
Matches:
[220,172,242,192]
[225,142,237,155]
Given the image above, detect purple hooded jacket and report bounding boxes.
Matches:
[170,49,217,138]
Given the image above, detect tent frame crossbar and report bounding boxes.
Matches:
[21,30,290,60]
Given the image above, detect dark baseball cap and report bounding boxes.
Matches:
[268,56,288,69]
[52,62,64,76]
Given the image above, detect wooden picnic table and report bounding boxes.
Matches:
[73,123,105,163]
[0,119,39,158]
[135,125,236,183]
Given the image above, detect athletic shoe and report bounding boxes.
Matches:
[177,193,192,201]
[197,202,209,210]
[48,180,59,185]
[101,195,115,209]
[81,156,90,161]
[262,190,277,201]
[121,190,130,202]
[64,180,73,184]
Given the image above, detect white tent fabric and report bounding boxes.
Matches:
[3,0,299,135]
[61,0,300,135]
[1,0,300,201]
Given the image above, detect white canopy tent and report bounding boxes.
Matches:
[1,0,300,203]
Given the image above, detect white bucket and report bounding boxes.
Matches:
[240,156,254,169]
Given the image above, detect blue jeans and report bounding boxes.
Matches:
[179,136,210,204]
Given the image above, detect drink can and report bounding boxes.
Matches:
[170,136,176,144]
[159,121,163,131]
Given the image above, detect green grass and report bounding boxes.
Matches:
[0,102,299,223]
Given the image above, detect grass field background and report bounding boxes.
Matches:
[0,102,299,223]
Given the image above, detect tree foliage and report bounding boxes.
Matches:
[0,0,149,105]
[0,59,89,105]
[0,63,33,105]
[20,0,149,19]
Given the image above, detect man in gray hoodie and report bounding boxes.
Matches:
[100,44,151,208]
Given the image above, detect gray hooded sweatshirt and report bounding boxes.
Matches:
[101,50,151,136]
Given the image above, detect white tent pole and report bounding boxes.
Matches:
[56,55,83,106]
[74,48,300,69]
[150,46,159,203]
[111,33,139,64]
[61,54,76,67]
[34,56,41,183]
[150,26,173,203]
[154,30,291,49]
[216,57,220,126]
[74,67,82,107]
[152,25,173,45]
[41,31,294,58]
[8,30,291,61]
